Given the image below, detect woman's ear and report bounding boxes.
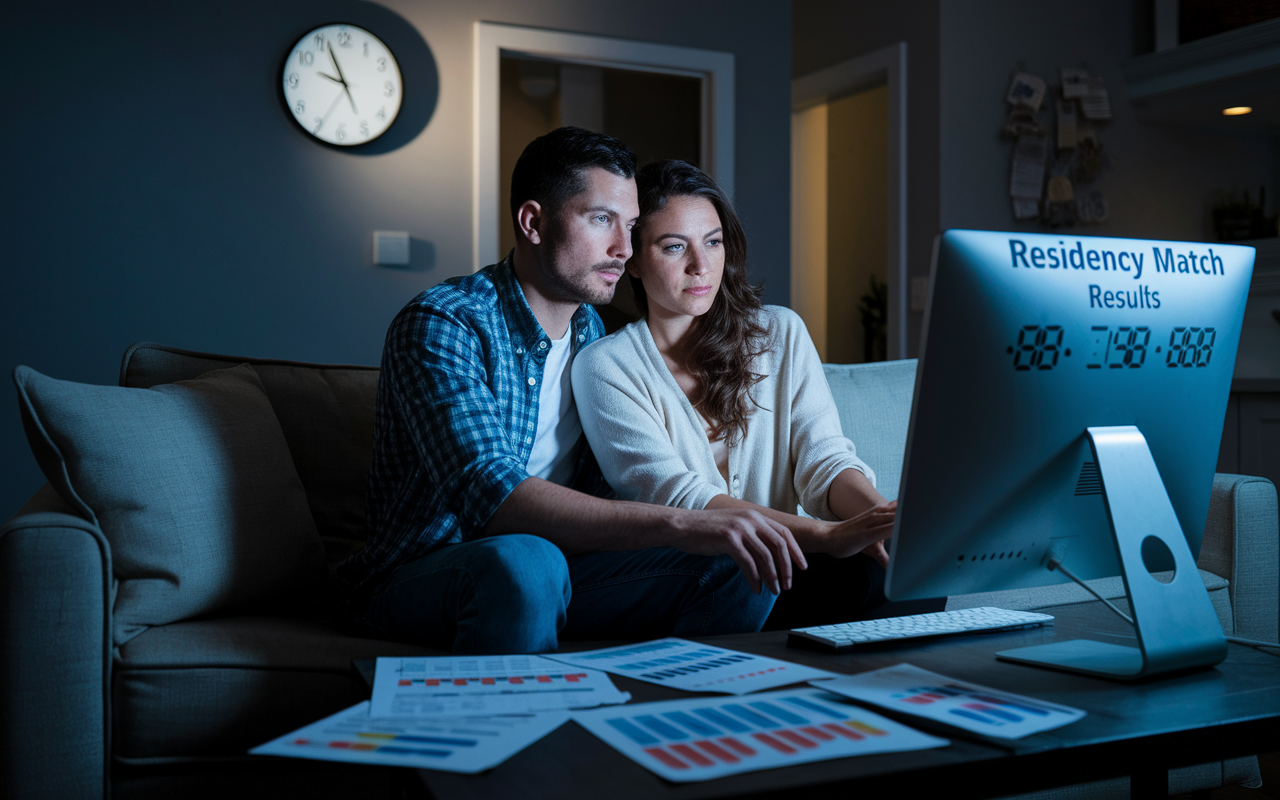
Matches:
[516,200,544,245]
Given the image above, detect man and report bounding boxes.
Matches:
[338,127,804,654]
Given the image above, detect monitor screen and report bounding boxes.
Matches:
[885,230,1254,602]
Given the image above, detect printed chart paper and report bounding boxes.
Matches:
[250,700,569,773]
[573,688,948,782]
[544,638,835,695]
[371,655,630,717]
[816,664,1085,739]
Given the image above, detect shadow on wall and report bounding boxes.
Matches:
[289,0,439,155]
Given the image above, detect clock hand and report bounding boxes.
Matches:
[317,71,343,85]
[327,42,358,114]
[314,88,345,134]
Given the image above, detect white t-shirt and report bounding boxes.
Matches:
[526,330,582,486]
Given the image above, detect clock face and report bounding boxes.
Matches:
[282,24,402,146]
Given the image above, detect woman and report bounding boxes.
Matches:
[572,160,905,626]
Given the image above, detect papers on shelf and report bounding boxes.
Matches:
[544,637,836,695]
[370,655,630,717]
[250,701,569,774]
[573,687,948,782]
[815,664,1085,740]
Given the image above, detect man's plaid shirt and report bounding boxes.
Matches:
[338,257,610,599]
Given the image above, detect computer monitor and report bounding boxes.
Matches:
[884,229,1254,679]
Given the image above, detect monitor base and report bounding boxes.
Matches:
[996,426,1227,681]
[996,639,1145,680]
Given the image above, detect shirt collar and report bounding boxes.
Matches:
[491,253,599,352]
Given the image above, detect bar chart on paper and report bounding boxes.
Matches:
[544,638,835,694]
[572,688,947,782]
[819,664,1085,739]
[371,655,629,716]
[250,701,570,773]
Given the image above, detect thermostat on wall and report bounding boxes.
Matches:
[373,231,410,266]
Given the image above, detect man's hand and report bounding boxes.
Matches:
[816,500,896,564]
[670,508,806,596]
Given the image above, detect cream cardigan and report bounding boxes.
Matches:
[571,305,874,520]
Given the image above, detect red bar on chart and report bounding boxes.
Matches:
[719,737,756,756]
[537,676,552,683]
[823,723,864,740]
[670,744,715,767]
[800,726,835,741]
[644,747,688,770]
[481,678,495,685]
[693,739,740,764]
[776,730,818,749]
[752,732,796,754]
[425,679,440,686]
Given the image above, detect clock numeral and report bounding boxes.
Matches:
[359,120,369,137]
[376,106,386,121]
[335,30,351,47]
[383,81,395,97]
[363,41,369,57]
[313,116,324,134]
[335,123,347,142]
[313,33,325,50]
[377,57,387,72]
[295,100,305,115]
[287,72,299,89]
[297,50,314,66]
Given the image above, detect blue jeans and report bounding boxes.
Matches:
[361,534,776,654]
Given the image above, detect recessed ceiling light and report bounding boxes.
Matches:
[1222,106,1253,116]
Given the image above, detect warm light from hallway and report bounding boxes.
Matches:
[1222,106,1253,116]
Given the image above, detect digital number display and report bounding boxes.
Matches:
[1013,325,1063,371]
[1008,325,1217,371]
[1087,326,1150,369]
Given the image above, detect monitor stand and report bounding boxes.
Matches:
[995,425,1228,681]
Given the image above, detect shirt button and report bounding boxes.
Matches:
[528,377,537,386]
[516,347,524,354]
[526,436,532,444]
[539,341,548,349]
[578,333,585,342]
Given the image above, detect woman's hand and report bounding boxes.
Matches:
[816,501,897,565]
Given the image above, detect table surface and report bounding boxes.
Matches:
[412,602,1280,800]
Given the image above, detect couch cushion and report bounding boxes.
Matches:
[113,616,436,761]
[823,359,917,500]
[14,363,326,644]
[120,342,379,562]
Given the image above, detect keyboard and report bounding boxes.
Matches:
[788,607,1055,650]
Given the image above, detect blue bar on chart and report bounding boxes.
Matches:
[572,688,948,782]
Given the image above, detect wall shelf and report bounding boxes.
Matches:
[1121,19,1280,133]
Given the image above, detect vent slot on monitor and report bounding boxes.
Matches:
[1074,461,1103,496]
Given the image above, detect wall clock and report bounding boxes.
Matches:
[282,24,403,146]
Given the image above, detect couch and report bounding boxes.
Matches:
[3,344,1275,800]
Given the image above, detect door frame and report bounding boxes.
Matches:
[474,22,735,271]
[792,42,908,360]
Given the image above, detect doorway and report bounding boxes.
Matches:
[791,43,907,362]
[474,22,735,276]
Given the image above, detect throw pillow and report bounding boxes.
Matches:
[13,363,326,644]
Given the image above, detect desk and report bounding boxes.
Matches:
[413,602,1280,800]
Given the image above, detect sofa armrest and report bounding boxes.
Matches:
[1,484,112,800]
[1200,474,1279,643]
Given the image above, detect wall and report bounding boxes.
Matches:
[793,0,943,358]
[937,0,1276,242]
[2,0,792,516]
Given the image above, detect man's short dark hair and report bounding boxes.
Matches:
[510,127,637,226]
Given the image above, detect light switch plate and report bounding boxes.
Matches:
[911,277,929,312]
[373,231,410,266]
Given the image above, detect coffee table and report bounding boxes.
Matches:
[404,601,1280,800]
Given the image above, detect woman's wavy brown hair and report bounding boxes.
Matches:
[628,160,768,445]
